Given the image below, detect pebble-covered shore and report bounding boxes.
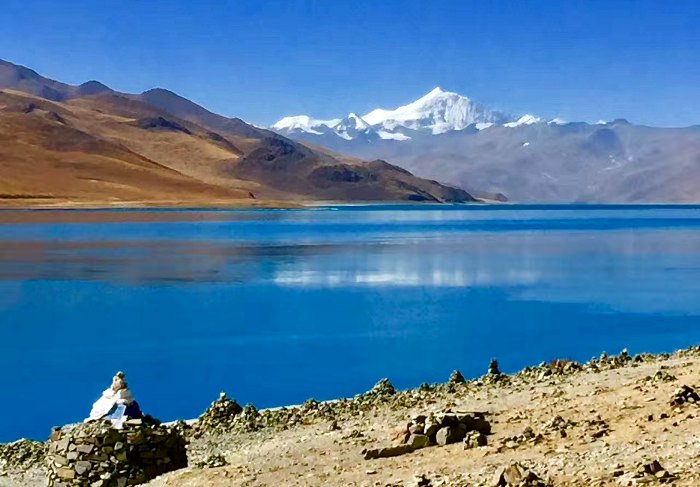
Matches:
[3,345,700,486]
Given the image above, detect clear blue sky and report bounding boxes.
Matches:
[1,0,698,127]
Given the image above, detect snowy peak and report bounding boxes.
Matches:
[504,114,541,128]
[271,87,544,141]
[272,115,341,135]
[362,86,507,135]
[334,113,376,140]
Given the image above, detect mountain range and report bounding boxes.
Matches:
[0,59,473,207]
[273,88,700,203]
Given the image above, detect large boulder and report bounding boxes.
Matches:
[435,425,467,446]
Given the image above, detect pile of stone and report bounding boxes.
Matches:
[46,418,187,486]
[513,349,639,385]
[646,368,677,383]
[364,411,490,460]
[632,460,676,483]
[500,426,544,450]
[493,462,550,487]
[669,385,700,406]
[195,392,244,435]
[585,349,633,372]
[541,415,576,438]
[359,378,396,400]
[195,392,345,436]
[448,370,466,385]
[194,453,228,469]
[583,415,609,440]
[515,359,582,383]
[231,404,263,432]
[0,439,46,474]
[481,359,509,385]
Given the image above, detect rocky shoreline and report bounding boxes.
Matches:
[4,345,700,486]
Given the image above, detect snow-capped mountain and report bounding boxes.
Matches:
[269,87,700,204]
[272,115,341,135]
[362,87,509,135]
[333,113,376,140]
[271,87,541,142]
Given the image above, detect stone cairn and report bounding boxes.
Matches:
[46,418,187,486]
[448,370,466,385]
[488,359,501,376]
[483,358,505,384]
[195,392,243,435]
[364,411,491,459]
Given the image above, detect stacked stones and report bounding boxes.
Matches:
[446,370,466,392]
[448,370,466,385]
[0,439,46,474]
[586,349,633,372]
[362,378,396,399]
[670,385,700,406]
[195,392,243,435]
[515,360,583,384]
[364,411,491,459]
[194,393,341,435]
[46,419,187,486]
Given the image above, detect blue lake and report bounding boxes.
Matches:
[1,205,699,441]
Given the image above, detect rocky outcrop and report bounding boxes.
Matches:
[46,419,187,486]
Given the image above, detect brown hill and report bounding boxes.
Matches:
[0,59,474,207]
[0,90,251,207]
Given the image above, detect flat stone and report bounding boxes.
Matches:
[56,467,76,480]
[53,455,69,466]
[363,444,415,460]
[75,460,92,475]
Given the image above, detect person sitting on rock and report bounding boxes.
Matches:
[86,371,142,426]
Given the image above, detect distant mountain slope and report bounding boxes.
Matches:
[0,90,246,205]
[273,88,700,203]
[0,59,111,101]
[0,59,475,206]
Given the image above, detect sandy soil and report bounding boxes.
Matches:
[142,352,700,487]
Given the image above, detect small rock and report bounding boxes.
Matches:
[464,431,487,449]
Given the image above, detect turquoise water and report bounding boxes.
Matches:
[1,205,699,441]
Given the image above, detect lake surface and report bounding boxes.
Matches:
[1,205,699,441]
